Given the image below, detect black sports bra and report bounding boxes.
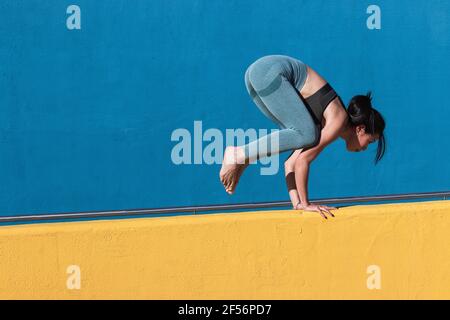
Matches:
[285,83,344,160]
[301,83,342,127]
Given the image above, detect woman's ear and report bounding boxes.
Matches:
[356,125,366,135]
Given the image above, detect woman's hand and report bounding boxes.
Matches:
[294,203,338,219]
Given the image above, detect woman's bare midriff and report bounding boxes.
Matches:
[299,66,327,99]
[298,65,346,128]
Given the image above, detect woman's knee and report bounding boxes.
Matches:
[246,62,280,94]
[245,65,261,91]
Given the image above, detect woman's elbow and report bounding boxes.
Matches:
[294,155,313,168]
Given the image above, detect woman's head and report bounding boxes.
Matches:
[344,92,386,164]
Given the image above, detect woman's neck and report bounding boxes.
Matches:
[339,118,353,141]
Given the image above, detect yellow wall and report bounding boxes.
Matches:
[1,200,450,299]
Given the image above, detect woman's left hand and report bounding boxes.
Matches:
[294,203,338,219]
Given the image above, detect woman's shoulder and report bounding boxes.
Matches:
[322,97,348,128]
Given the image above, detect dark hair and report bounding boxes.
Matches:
[347,92,386,164]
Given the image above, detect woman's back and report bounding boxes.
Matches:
[300,64,348,129]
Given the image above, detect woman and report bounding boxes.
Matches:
[219,54,386,219]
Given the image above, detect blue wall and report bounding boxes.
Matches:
[0,0,449,215]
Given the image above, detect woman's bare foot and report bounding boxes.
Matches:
[219,146,248,194]
[224,162,249,194]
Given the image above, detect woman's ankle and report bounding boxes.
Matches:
[234,146,248,165]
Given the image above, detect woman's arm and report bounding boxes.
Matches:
[293,157,338,219]
[284,149,303,208]
[291,121,345,217]
[285,147,339,218]
[294,125,339,205]
[294,159,311,205]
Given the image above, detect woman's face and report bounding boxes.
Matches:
[346,125,379,152]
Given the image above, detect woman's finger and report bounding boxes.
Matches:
[320,206,335,218]
[317,209,327,219]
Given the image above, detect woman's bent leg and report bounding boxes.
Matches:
[219,56,317,195]
[244,68,286,129]
[243,71,319,163]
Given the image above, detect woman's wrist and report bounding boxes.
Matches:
[293,201,310,209]
[300,201,310,207]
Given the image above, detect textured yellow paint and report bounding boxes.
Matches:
[1,200,450,299]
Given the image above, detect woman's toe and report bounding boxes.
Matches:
[229,182,236,193]
[223,175,232,189]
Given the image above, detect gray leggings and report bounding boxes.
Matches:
[242,55,320,162]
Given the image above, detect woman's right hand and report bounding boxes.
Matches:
[295,203,338,219]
